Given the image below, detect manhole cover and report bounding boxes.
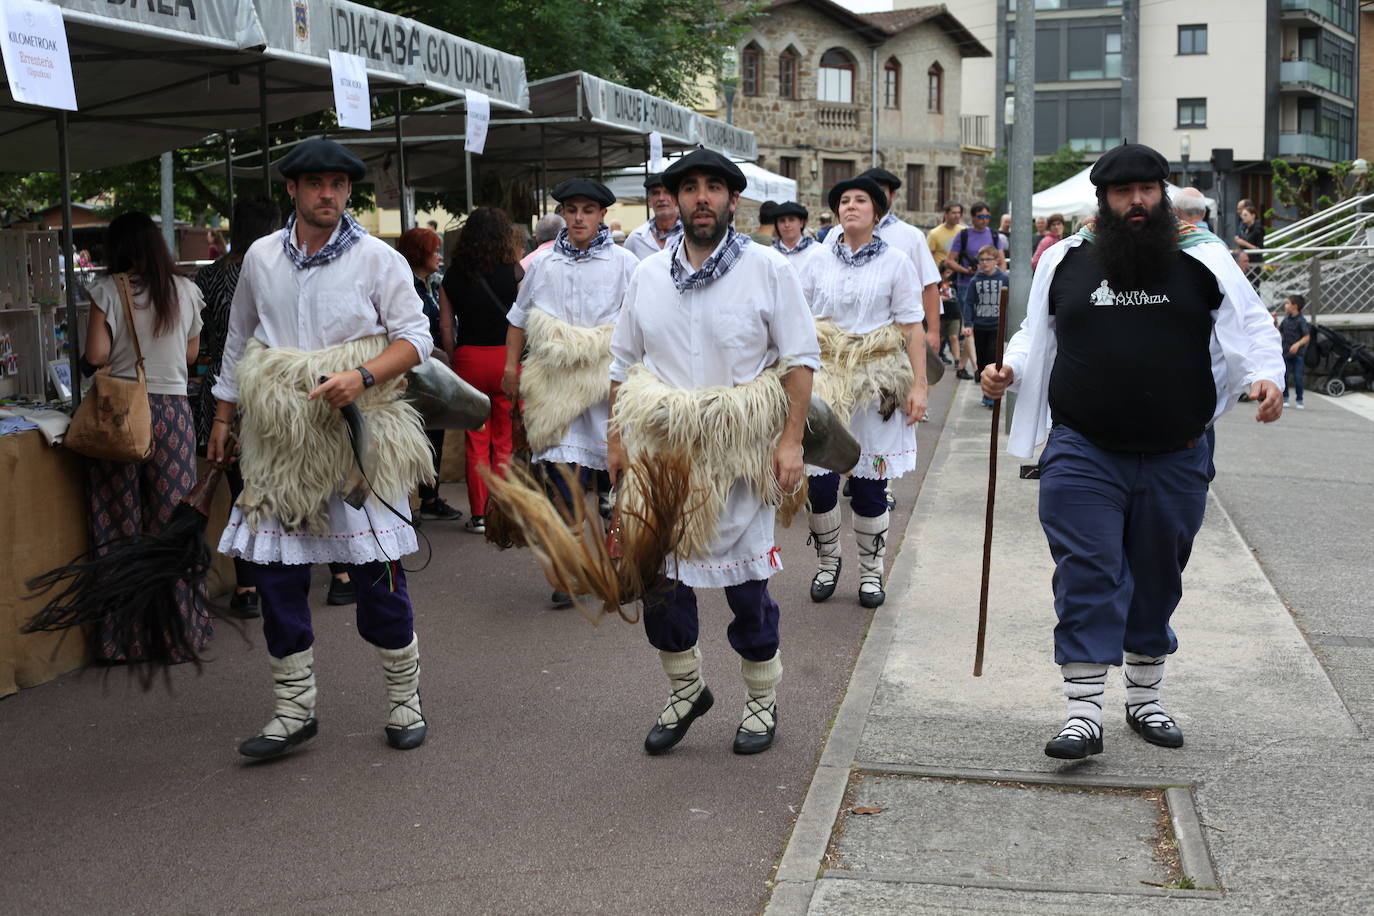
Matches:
[827,773,1193,894]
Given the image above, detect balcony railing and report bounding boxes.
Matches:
[816,103,860,133]
[961,114,992,149]
[1278,131,1351,162]
[1280,0,1355,33]
[1279,58,1354,98]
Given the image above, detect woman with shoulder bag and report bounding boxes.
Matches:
[82,211,209,661]
[438,207,524,534]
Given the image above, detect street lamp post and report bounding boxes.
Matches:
[1180,134,1191,188]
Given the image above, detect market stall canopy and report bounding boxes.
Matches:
[0,0,528,173]
[197,71,757,192]
[605,159,793,205]
[1031,165,1217,222]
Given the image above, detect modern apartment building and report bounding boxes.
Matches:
[935,0,1359,227]
[714,0,992,226]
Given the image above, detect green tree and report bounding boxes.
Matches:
[983,143,1087,217]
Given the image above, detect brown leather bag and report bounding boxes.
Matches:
[64,272,155,463]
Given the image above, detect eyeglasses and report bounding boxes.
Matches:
[972,212,990,219]
[977,256,996,262]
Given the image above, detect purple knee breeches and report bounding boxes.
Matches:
[642,579,780,662]
[252,561,414,658]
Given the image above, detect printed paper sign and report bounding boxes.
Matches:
[1,0,76,111]
[329,49,370,130]
[648,131,663,169]
[465,88,490,155]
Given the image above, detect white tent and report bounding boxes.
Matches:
[606,160,796,205]
[1030,166,1217,222]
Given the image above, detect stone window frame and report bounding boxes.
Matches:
[819,47,858,104]
[742,42,763,97]
[884,57,901,110]
[927,61,944,114]
[779,47,800,100]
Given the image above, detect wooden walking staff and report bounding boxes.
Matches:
[974,286,1011,677]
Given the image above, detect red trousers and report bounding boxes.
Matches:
[452,345,512,516]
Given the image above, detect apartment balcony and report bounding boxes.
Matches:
[1280,0,1356,36]
[1279,59,1355,101]
[816,102,862,134]
[1279,131,1351,163]
[961,114,993,151]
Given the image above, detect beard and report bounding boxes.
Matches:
[298,204,343,231]
[1092,194,1177,292]
[683,200,731,249]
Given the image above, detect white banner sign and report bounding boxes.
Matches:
[329,49,370,130]
[1,0,76,111]
[464,88,490,155]
[648,130,663,169]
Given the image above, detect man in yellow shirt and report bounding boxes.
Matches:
[926,201,965,269]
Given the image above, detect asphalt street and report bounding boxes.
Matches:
[0,370,960,915]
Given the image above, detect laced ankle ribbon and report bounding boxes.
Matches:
[740,695,776,734]
[857,528,886,592]
[807,520,842,587]
[384,654,425,729]
[658,676,703,728]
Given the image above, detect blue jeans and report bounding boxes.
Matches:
[1283,353,1304,403]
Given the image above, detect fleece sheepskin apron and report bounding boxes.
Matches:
[520,308,614,467]
[612,363,794,586]
[219,334,433,565]
[808,319,917,481]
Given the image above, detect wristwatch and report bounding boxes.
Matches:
[356,366,376,389]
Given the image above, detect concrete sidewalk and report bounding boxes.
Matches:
[768,383,1374,914]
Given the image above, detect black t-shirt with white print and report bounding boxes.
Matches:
[1047,242,1223,453]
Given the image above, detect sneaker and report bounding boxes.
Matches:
[420,497,463,521]
[956,368,973,380]
[464,515,486,534]
[981,396,995,408]
[939,353,953,365]
[228,589,261,619]
[1283,399,1290,407]
[1296,402,1305,409]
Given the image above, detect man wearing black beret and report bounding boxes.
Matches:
[625,172,682,261]
[981,142,1285,761]
[608,147,820,756]
[502,178,638,608]
[208,136,436,758]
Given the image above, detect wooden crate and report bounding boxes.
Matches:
[0,307,45,398]
[0,229,62,310]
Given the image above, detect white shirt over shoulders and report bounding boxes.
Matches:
[624,218,681,261]
[610,237,820,587]
[508,241,638,468]
[213,216,431,566]
[828,213,941,288]
[1001,234,1286,459]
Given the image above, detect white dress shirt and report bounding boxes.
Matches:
[611,237,821,587]
[828,213,941,288]
[214,217,430,565]
[802,242,924,481]
[624,218,682,261]
[508,241,639,468]
[1002,234,1286,459]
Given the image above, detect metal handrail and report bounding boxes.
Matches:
[1266,192,1374,245]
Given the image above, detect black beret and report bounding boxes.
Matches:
[662,149,748,195]
[759,200,778,222]
[1089,143,1170,188]
[827,176,890,218]
[770,201,809,223]
[277,137,367,181]
[860,167,902,191]
[551,177,616,207]
[644,172,666,190]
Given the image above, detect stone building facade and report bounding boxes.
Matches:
[721,0,992,229]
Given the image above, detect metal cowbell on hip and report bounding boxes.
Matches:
[404,357,492,431]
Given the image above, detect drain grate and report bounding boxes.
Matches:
[825,766,1220,897]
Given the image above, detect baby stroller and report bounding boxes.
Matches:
[1305,324,1374,397]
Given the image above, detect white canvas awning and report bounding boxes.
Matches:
[1030,165,1217,221]
[605,159,793,205]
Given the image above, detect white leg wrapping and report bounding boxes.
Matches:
[1059,662,1107,741]
[1124,652,1173,728]
[854,511,889,597]
[739,652,783,734]
[378,634,425,731]
[260,648,316,740]
[657,645,705,727]
[807,507,843,586]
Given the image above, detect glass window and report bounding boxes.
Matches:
[779,50,798,100]
[1067,97,1114,152]
[741,44,761,97]
[1178,24,1207,55]
[820,48,856,103]
[1067,27,1120,80]
[778,156,801,181]
[1177,97,1207,128]
[1034,97,1060,155]
[884,58,901,109]
[928,61,944,113]
[1035,27,1061,82]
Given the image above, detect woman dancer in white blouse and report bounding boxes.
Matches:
[800,176,928,608]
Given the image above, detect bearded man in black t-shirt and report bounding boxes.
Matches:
[981,143,1285,761]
